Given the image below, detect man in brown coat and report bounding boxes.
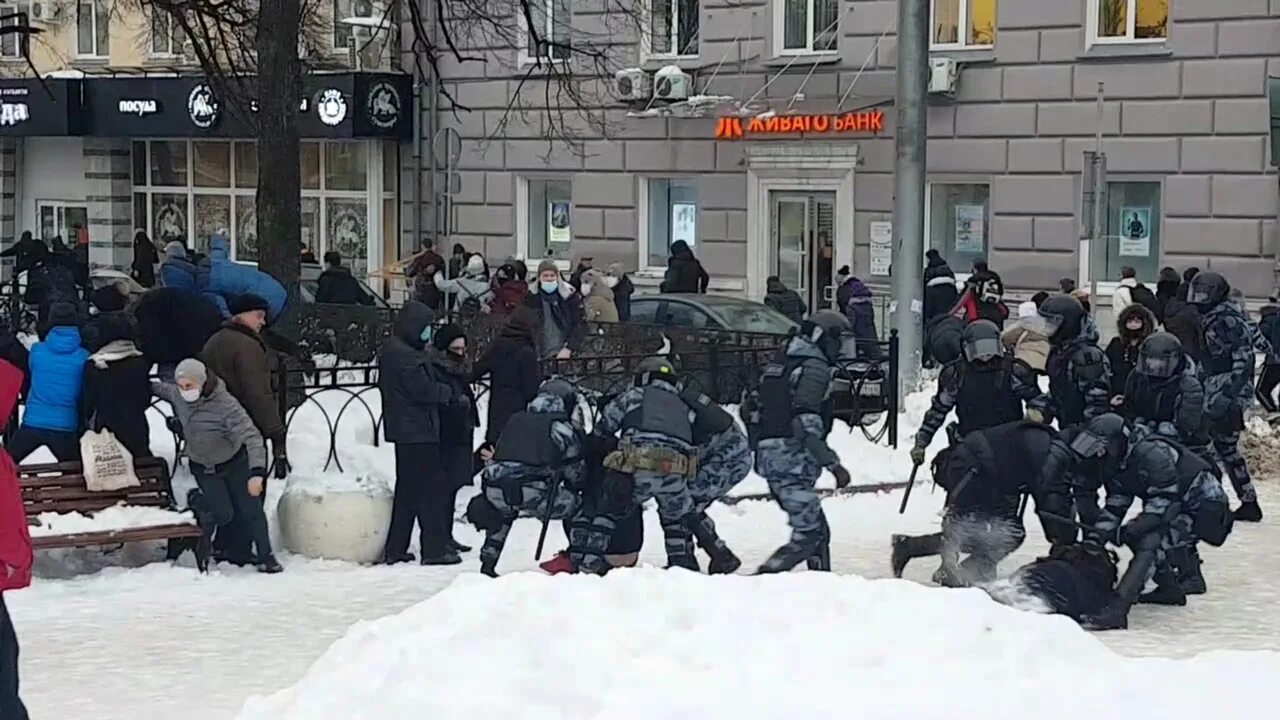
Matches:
[200,293,287,564]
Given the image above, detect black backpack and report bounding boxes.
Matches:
[1129,283,1161,319]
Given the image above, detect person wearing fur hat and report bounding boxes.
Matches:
[525,259,584,360]
[153,358,281,573]
[80,313,151,459]
[6,303,89,462]
[579,268,619,323]
[1105,303,1157,400]
[430,324,479,557]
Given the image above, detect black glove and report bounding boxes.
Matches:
[830,464,852,489]
[273,454,291,480]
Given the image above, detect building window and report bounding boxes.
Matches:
[1096,181,1161,282]
[930,0,996,49]
[643,178,698,269]
[0,6,21,59]
[332,0,353,49]
[526,179,573,259]
[646,0,699,58]
[1088,0,1168,44]
[150,10,182,56]
[927,183,989,270]
[76,0,110,58]
[778,0,838,55]
[521,0,571,63]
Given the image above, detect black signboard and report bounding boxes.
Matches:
[0,80,84,137]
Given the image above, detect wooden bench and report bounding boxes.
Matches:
[20,457,206,569]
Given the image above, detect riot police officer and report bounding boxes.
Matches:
[909,320,1047,465]
[893,420,1057,586]
[466,378,586,577]
[568,356,702,573]
[1037,414,1128,546]
[1038,294,1111,429]
[749,310,854,574]
[1123,332,1205,444]
[679,384,751,574]
[1189,271,1262,522]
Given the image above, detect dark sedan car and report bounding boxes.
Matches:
[628,293,798,335]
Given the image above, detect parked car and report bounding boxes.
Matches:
[628,294,797,335]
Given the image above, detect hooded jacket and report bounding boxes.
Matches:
[24,325,90,432]
[434,259,494,308]
[1104,304,1156,396]
[152,373,267,474]
[132,233,159,288]
[80,314,151,458]
[316,265,374,305]
[474,310,542,444]
[923,254,959,323]
[1163,288,1205,366]
[201,320,284,444]
[159,244,200,293]
[377,301,454,444]
[524,281,584,359]
[199,234,288,321]
[580,269,620,323]
[841,276,879,347]
[660,240,709,294]
[763,277,807,324]
[1001,312,1051,373]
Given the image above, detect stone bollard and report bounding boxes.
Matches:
[277,475,394,564]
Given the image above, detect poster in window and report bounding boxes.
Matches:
[953,204,985,254]
[869,220,892,276]
[548,201,571,246]
[1118,207,1151,257]
[671,202,696,246]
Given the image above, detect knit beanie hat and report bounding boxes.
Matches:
[175,358,208,386]
[164,241,186,260]
[228,293,270,316]
[432,323,467,352]
[537,258,559,276]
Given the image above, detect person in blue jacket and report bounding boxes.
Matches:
[198,233,288,323]
[159,240,200,293]
[6,303,90,462]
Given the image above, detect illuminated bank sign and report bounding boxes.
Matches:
[713,110,886,139]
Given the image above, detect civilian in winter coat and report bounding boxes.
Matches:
[80,313,151,459]
[473,309,541,444]
[527,259,585,359]
[606,263,634,321]
[0,230,44,274]
[660,240,709,294]
[1105,304,1157,398]
[131,231,159,288]
[568,257,593,293]
[1112,267,1140,313]
[431,324,479,555]
[841,275,881,359]
[1001,301,1051,372]
[579,268,620,323]
[6,304,89,462]
[315,251,374,305]
[922,249,959,324]
[1257,302,1280,413]
[154,359,281,573]
[199,234,288,322]
[377,301,458,565]
[81,284,130,353]
[159,241,200,293]
[489,263,529,316]
[0,439,31,719]
[1163,286,1205,366]
[200,294,286,461]
[405,243,446,312]
[434,254,494,317]
[763,276,807,324]
[1155,266,1181,324]
[0,319,28,398]
[447,243,467,283]
[134,287,224,380]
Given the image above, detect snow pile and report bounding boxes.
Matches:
[1241,414,1280,480]
[239,570,1280,720]
[30,504,193,537]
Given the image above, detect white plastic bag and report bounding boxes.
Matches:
[81,429,141,492]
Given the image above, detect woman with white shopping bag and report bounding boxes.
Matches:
[80,312,152,460]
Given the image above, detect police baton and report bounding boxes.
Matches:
[534,473,563,562]
[898,461,922,515]
[1035,509,1108,540]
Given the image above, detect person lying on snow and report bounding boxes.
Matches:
[986,543,1120,626]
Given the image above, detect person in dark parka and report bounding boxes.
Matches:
[989,543,1120,625]
[315,251,374,305]
[606,263,634,322]
[1163,269,1205,365]
[472,308,542,445]
[1104,303,1156,399]
[0,230,44,274]
[81,283,131,353]
[134,287,224,381]
[660,240,709,294]
[80,312,151,459]
[377,301,458,565]
[922,249,958,324]
[763,275,807,324]
[131,230,159,288]
[430,323,478,555]
[200,294,286,464]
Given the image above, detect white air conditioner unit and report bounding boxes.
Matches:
[28,1,60,23]
[928,57,958,94]
[653,67,691,101]
[614,69,652,101]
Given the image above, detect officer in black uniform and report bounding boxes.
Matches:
[892,420,1058,586]
[1122,332,1206,445]
[909,319,1047,467]
[1036,414,1128,546]
[1038,294,1111,429]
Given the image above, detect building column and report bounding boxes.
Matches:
[0,138,17,250]
[83,138,134,269]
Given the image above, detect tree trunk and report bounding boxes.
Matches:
[255,0,303,312]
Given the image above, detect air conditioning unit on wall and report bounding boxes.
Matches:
[654,67,691,101]
[615,69,652,101]
[928,58,958,95]
[28,1,61,23]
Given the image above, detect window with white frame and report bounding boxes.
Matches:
[778,0,838,54]
[646,0,700,58]
[930,0,997,49]
[76,0,110,58]
[150,10,182,56]
[332,0,353,50]
[643,178,698,269]
[521,0,571,63]
[1088,0,1168,44]
[0,4,22,59]
[927,183,989,270]
[526,178,573,259]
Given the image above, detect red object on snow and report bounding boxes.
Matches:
[0,359,21,432]
[539,552,576,575]
[0,449,32,592]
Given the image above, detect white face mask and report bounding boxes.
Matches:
[603,276,619,288]
[180,388,201,403]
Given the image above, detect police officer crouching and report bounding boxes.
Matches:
[749,310,854,574]
[892,420,1057,586]
[465,378,586,577]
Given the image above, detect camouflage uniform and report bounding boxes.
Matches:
[686,425,751,570]
[1044,320,1112,429]
[1201,301,1258,503]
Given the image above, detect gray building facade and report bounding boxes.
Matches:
[411,0,1280,308]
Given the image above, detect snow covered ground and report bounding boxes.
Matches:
[8,384,1280,719]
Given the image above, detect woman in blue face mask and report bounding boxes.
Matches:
[526,259,585,361]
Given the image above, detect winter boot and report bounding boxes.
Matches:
[1175,547,1207,596]
[707,550,742,575]
[381,552,416,565]
[756,540,815,574]
[421,550,462,566]
[449,538,473,553]
[689,515,741,575]
[1234,501,1263,523]
[1082,599,1131,631]
[806,541,832,572]
[539,552,577,575]
[258,555,284,574]
[1138,570,1187,606]
[891,533,943,578]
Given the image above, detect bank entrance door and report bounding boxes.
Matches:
[771,191,836,312]
[37,202,89,244]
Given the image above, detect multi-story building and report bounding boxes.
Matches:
[0,2,409,277]
[420,0,1280,307]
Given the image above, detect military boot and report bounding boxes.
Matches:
[1138,569,1188,606]
[757,540,817,574]
[806,541,832,572]
[1234,501,1263,523]
[689,515,742,574]
[890,533,942,578]
[1174,547,1207,595]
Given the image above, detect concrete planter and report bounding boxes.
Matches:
[277,477,393,564]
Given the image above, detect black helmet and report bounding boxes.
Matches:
[538,377,578,410]
[1037,294,1086,344]
[1136,332,1183,379]
[1069,413,1129,459]
[1188,271,1229,308]
[961,319,1002,363]
[800,309,856,362]
[635,356,677,386]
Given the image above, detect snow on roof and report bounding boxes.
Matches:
[30,504,194,538]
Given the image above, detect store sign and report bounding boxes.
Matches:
[713,110,885,139]
[118,99,160,116]
[366,81,400,129]
[316,89,347,126]
[188,84,219,128]
[0,102,29,126]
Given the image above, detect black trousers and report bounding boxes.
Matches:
[193,449,273,560]
[1256,365,1280,413]
[6,426,80,464]
[0,595,28,720]
[387,443,453,558]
